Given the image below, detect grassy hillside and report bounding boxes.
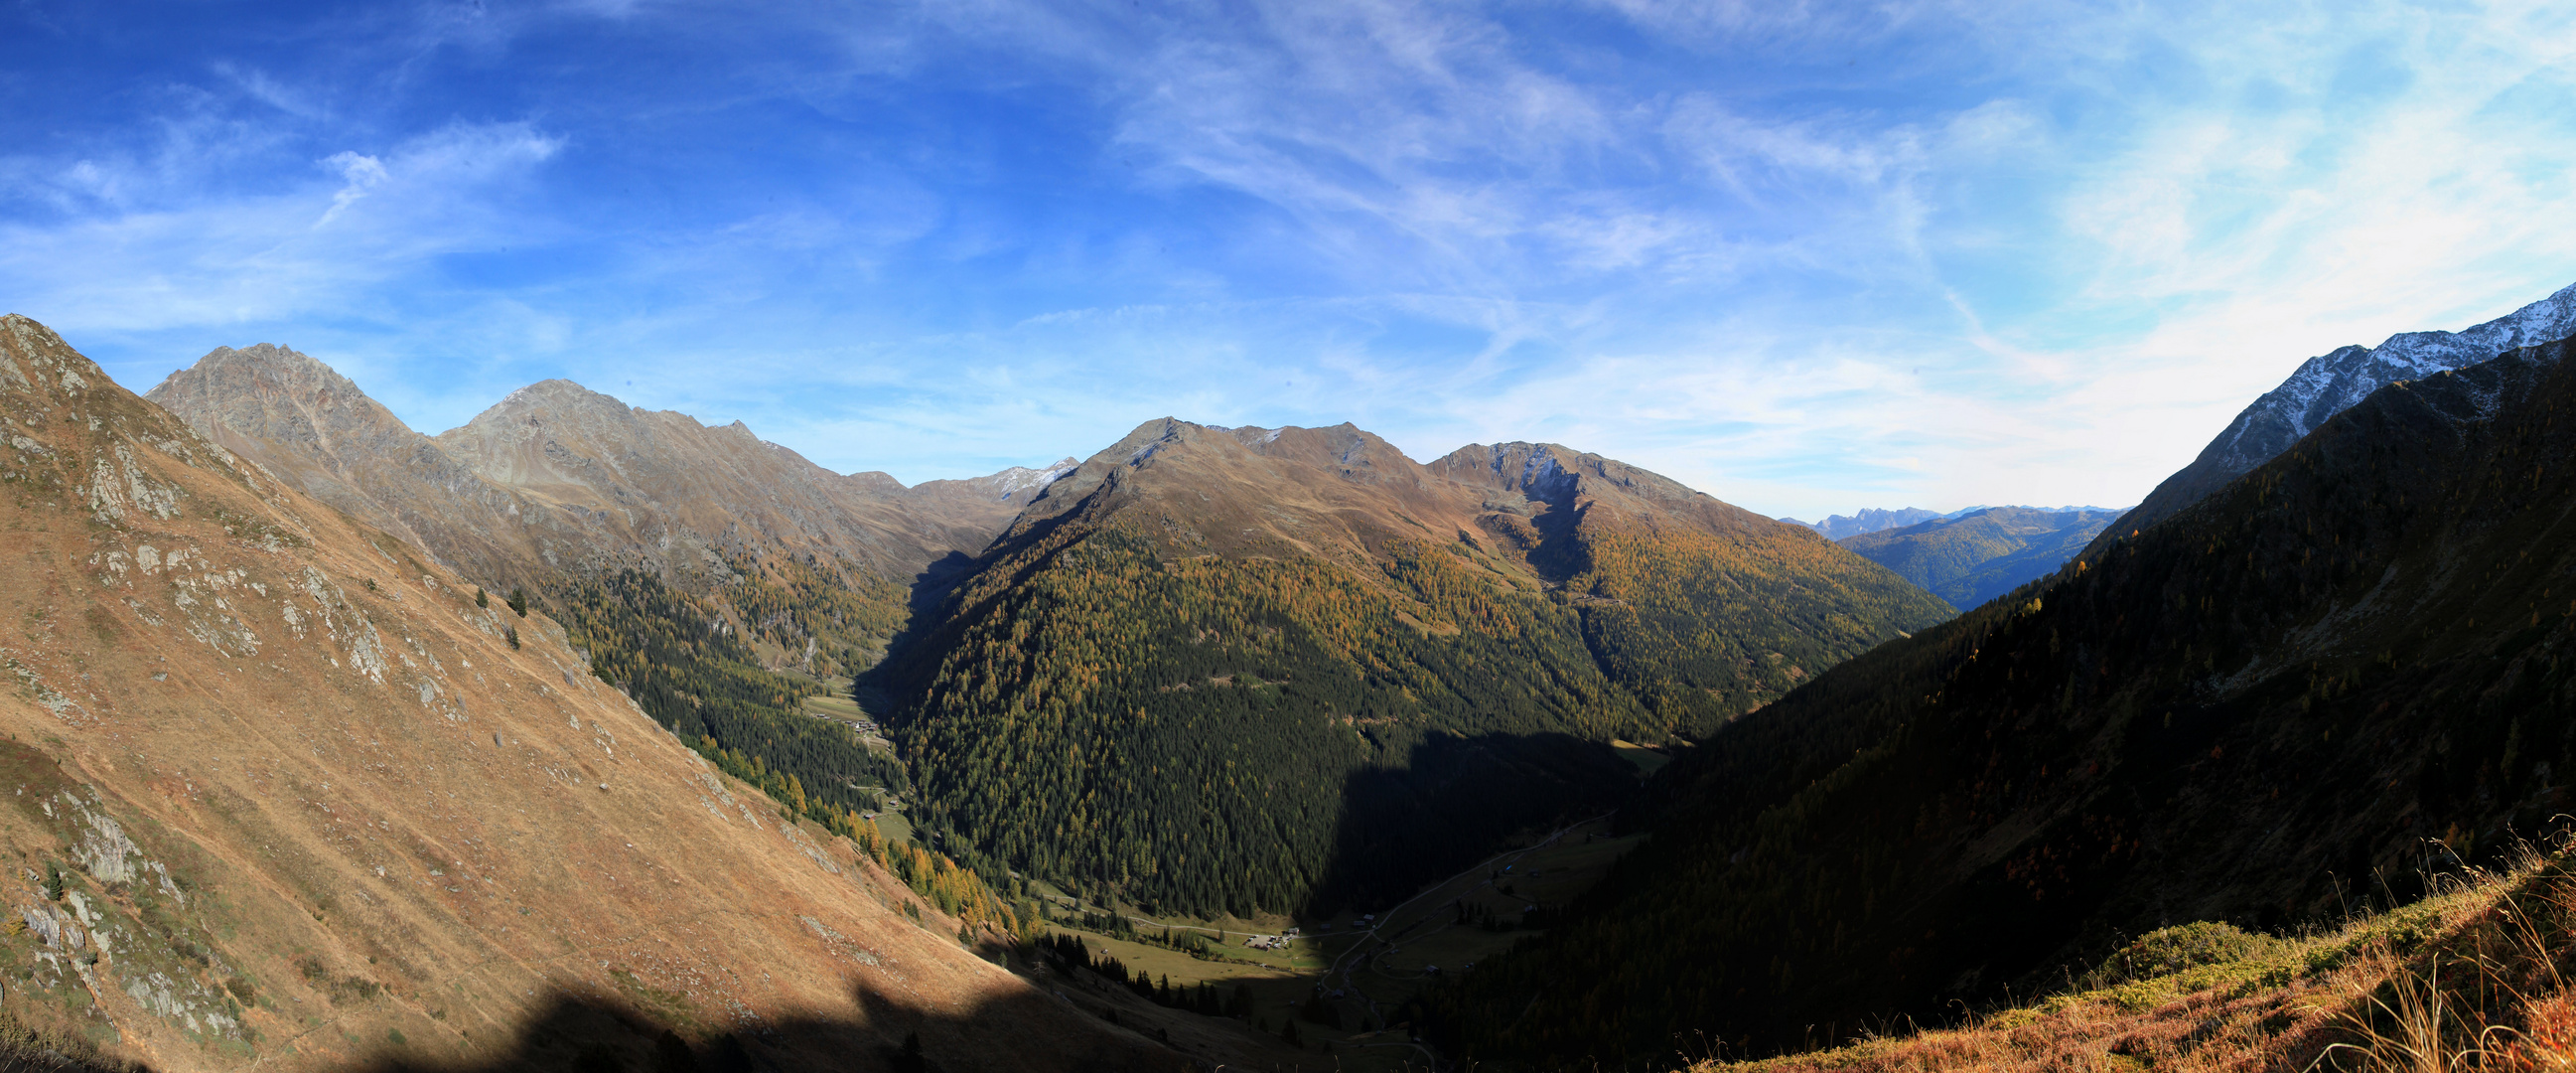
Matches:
[1431,340,2576,1064]
[1839,506,2121,610]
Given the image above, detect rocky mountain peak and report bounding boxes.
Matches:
[455,377,638,432]
[1,314,113,395]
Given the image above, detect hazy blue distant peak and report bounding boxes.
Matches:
[1785,508,1943,540]
[1787,504,2132,541]
[1940,504,2127,519]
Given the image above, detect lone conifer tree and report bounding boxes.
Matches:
[507,587,528,617]
[475,587,489,609]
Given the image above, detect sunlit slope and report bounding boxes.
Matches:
[882,419,1949,917]
[1435,339,2576,1064]
[0,316,1165,1073]
[146,344,1051,916]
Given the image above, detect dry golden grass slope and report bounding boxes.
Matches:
[0,315,1175,1073]
[1693,847,2576,1073]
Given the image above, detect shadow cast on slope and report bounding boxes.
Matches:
[1307,731,1641,918]
[332,974,1192,1073]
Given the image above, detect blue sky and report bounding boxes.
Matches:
[6,0,2576,519]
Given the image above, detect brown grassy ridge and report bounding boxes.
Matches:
[1686,843,2576,1073]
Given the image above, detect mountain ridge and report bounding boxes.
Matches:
[148,343,1059,679]
[1785,504,2120,540]
[882,415,1952,916]
[2106,278,2576,542]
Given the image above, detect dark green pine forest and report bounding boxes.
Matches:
[1428,339,2576,1065]
[547,565,911,827]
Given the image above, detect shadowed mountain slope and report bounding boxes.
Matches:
[1434,337,2576,1065]
[1841,505,2124,610]
[878,418,1951,916]
[0,316,1169,1073]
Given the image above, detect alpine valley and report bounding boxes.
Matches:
[10,271,2576,1073]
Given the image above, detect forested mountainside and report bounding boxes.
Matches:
[147,346,1061,884]
[1432,337,2576,1066]
[875,418,1951,917]
[0,316,1163,1073]
[1840,505,2124,610]
[2107,278,2576,541]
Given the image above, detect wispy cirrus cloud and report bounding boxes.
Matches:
[0,119,561,333]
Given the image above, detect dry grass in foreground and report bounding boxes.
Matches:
[1690,844,2576,1073]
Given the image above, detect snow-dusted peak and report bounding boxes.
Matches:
[2213,281,2576,472]
[989,457,1079,497]
[2111,279,2576,541]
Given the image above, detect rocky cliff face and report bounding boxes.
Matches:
[0,316,1169,1073]
[2111,279,2576,539]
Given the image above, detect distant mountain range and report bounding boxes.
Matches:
[1783,504,2122,541]
[1839,505,2127,610]
[1777,505,2129,612]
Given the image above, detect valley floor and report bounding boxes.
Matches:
[1027,816,1647,1072]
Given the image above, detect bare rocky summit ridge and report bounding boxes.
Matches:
[144,343,539,589]
[148,345,1058,673]
[0,315,1167,1073]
